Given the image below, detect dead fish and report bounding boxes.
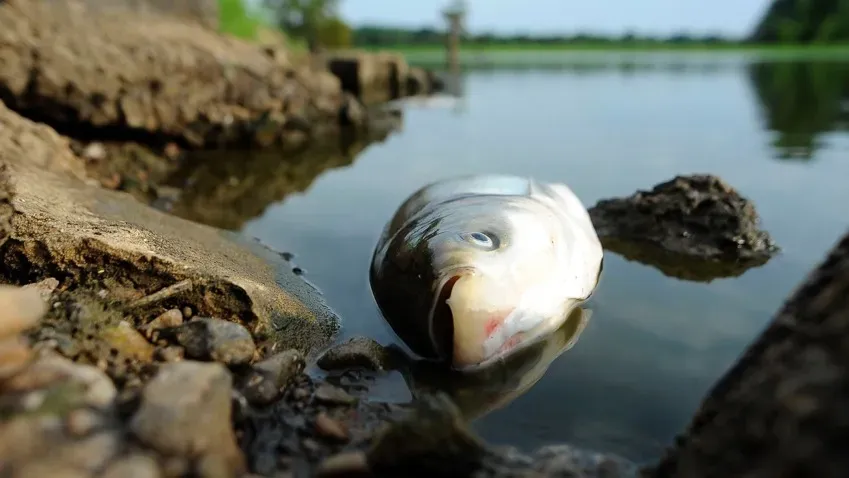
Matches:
[369,174,603,371]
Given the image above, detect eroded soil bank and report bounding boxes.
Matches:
[0,1,845,477]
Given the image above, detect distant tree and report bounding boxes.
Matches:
[750,0,849,43]
[263,0,341,50]
[317,16,352,47]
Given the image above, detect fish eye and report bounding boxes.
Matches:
[460,231,500,250]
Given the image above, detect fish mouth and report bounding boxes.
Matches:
[428,273,462,362]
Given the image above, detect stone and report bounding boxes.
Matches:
[130,361,244,475]
[0,100,341,356]
[50,430,122,473]
[327,51,410,105]
[174,318,256,366]
[589,174,778,281]
[0,285,47,340]
[143,309,184,339]
[21,277,60,303]
[0,335,33,381]
[241,349,304,406]
[316,451,370,477]
[100,453,163,478]
[101,321,155,362]
[315,412,349,442]
[313,383,358,406]
[4,353,117,409]
[317,336,393,372]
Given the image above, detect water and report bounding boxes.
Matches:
[226,52,847,462]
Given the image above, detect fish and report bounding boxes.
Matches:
[369,174,604,371]
[399,305,592,420]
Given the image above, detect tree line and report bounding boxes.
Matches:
[240,0,849,48]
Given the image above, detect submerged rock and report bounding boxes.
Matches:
[317,336,393,372]
[0,100,340,356]
[589,174,778,280]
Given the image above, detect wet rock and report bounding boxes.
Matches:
[405,67,433,96]
[130,361,244,475]
[0,100,341,355]
[143,308,184,339]
[0,0,355,148]
[0,285,47,339]
[173,318,256,366]
[317,336,393,372]
[240,349,304,406]
[647,230,849,478]
[589,175,778,274]
[100,452,163,478]
[314,383,358,406]
[367,393,486,477]
[101,321,155,362]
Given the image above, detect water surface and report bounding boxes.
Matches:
[237,52,849,462]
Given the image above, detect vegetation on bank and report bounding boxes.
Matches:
[216,0,849,53]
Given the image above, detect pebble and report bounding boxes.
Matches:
[315,412,349,441]
[143,309,184,339]
[100,453,163,478]
[315,451,371,477]
[51,430,122,472]
[314,383,358,406]
[0,285,47,339]
[241,349,304,406]
[317,336,392,372]
[64,408,108,437]
[174,318,256,366]
[130,361,244,475]
[154,345,185,362]
[4,353,117,408]
[101,321,155,362]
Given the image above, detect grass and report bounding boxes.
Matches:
[218,0,262,40]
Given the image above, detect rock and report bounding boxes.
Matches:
[314,383,358,406]
[101,321,155,362]
[316,451,370,477]
[317,336,393,372]
[0,100,341,356]
[0,0,352,149]
[21,277,60,303]
[405,67,431,96]
[4,352,117,409]
[173,318,256,366]
[0,336,32,380]
[130,361,244,475]
[143,308,184,339]
[154,346,185,362]
[73,0,221,30]
[588,175,778,278]
[0,285,47,339]
[50,429,123,473]
[647,229,849,478]
[315,412,349,442]
[327,51,409,105]
[100,453,163,478]
[241,349,304,406]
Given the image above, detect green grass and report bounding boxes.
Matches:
[218,0,262,40]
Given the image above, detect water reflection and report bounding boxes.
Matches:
[748,60,849,161]
[164,125,400,230]
[387,305,590,421]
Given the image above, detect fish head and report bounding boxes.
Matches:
[420,194,583,371]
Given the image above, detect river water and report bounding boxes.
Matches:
[236,52,849,462]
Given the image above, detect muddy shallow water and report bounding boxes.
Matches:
[235,52,849,462]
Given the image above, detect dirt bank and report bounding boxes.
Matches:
[0,0,436,151]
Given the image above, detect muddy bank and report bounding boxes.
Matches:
[0,0,436,151]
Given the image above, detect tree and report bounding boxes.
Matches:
[263,0,341,50]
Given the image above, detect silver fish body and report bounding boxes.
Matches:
[369,174,603,371]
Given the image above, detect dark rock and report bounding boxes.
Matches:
[405,67,431,96]
[173,318,256,366]
[240,349,304,406]
[327,52,409,105]
[130,361,244,475]
[589,174,778,278]
[314,383,358,406]
[647,229,849,478]
[317,336,393,372]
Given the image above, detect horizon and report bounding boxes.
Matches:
[245,0,775,38]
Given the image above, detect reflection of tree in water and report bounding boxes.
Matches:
[164,125,399,230]
[748,60,849,161]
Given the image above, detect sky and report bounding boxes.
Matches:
[335,0,773,38]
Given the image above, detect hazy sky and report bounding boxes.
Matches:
[336,0,773,37]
